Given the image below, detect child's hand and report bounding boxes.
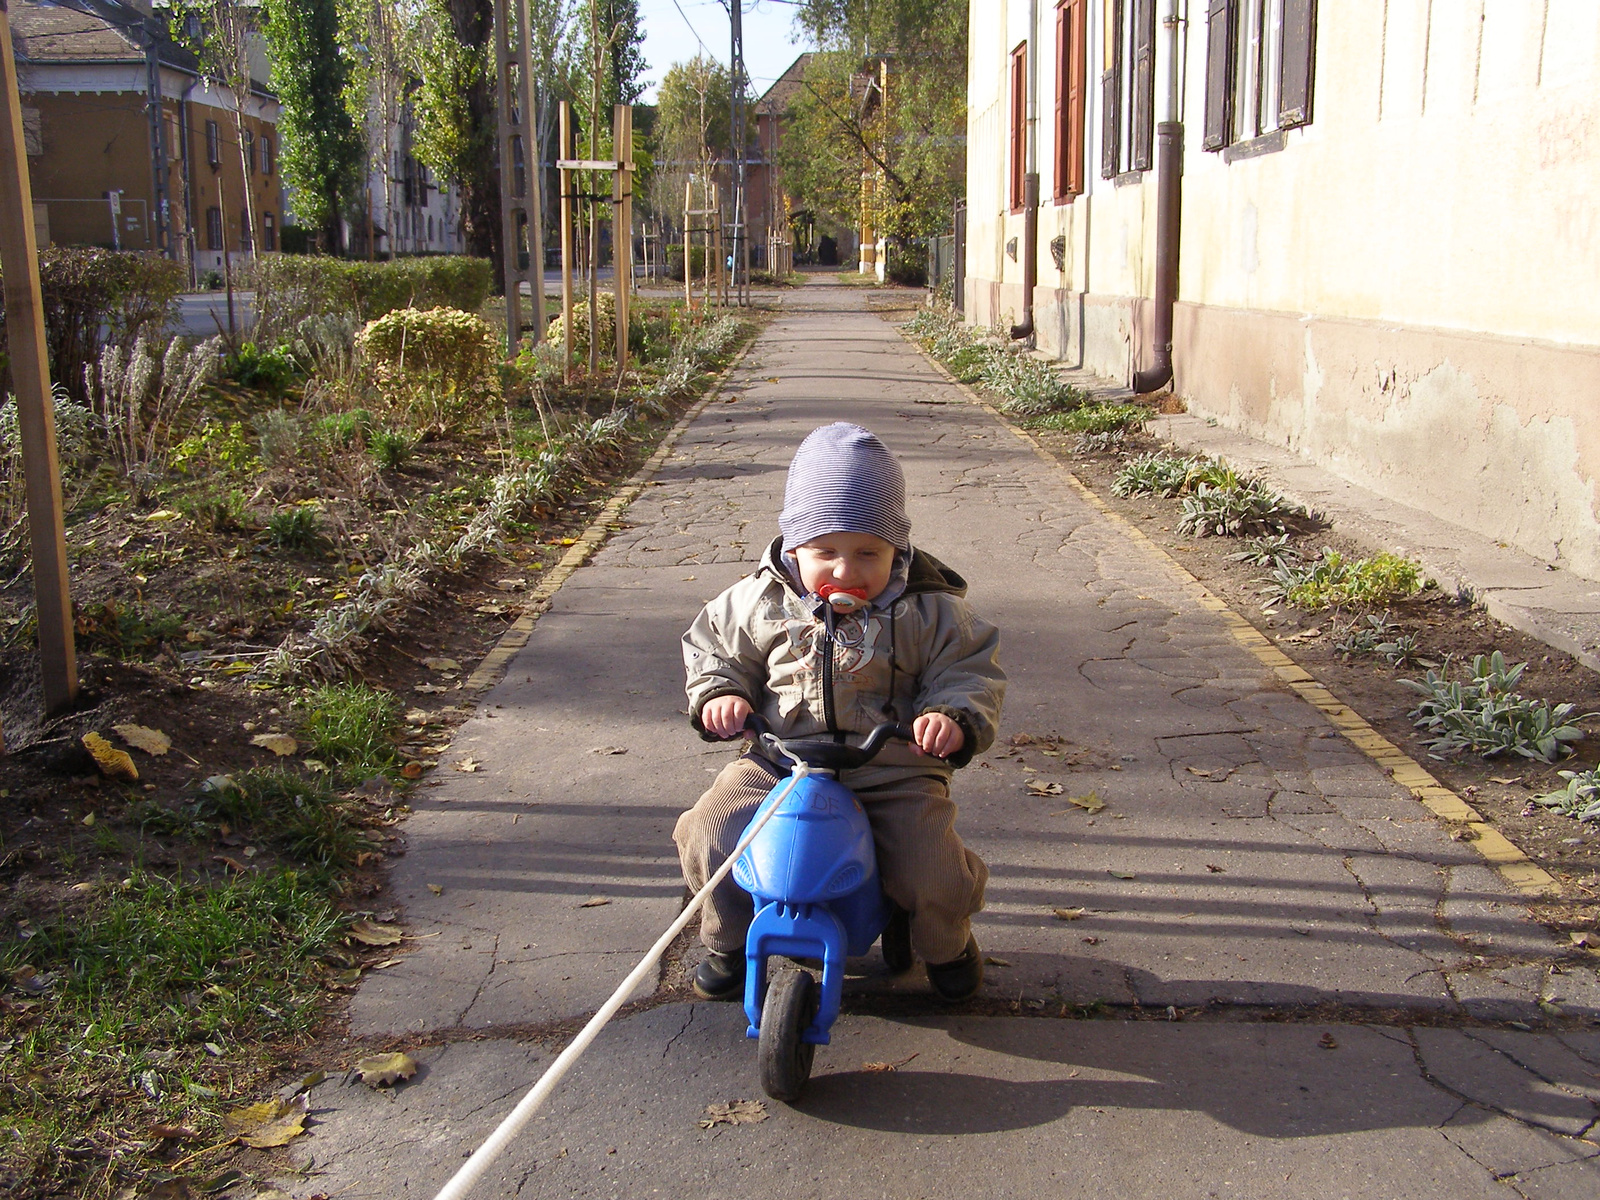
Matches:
[702,695,753,739]
[912,712,964,758]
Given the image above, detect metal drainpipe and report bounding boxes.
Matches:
[1009,0,1040,343]
[1133,0,1183,393]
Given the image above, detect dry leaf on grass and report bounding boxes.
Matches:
[698,1099,768,1129]
[347,920,403,946]
[148,1124,197,1140]
[82,733,138,781]
[356,1052,418,1087]
[114,724,171,756]
[222,1093,309,1148]
[251,733,298,756]
[1025,780,1063,796]
[1053,907,1085,921]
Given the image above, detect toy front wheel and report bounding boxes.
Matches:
[758,967,817,1102]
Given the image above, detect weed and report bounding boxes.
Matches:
[175,485,251,533]
[1113,452,1235,498]
[1403,651,1594,761]
[1032,402,1150,437]
[227,341,299,396]
[368,427,416,470]
[231,769,371,870]
[314,408,373,448]
[982,352,1086,416]
[1376,631,1426,667]
[1266,549,1424,609]
[1531,769,1600,823]
[73,598,184,659]
[169,420,257,477]
[1331,613,1397,657]
[266,504,322,551]
[298,682,403,778]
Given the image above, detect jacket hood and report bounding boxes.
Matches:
[757,535,967,599]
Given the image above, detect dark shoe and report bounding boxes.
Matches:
[692,950,745,1001]
[926,934,983,1002]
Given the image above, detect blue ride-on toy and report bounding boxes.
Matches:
[731,717,916,1102]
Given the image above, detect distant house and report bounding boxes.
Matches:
[755,52,863,269]
[965,1,1600,579]
[11,0,283,276]
[350,98,463,259]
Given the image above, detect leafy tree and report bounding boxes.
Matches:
[412,0,498,263]
[780,0,966,251]
[265,0,365,254]
[648,54,733,226]
[602,0,646,107]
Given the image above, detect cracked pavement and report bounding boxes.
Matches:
[284,282,1600,1198]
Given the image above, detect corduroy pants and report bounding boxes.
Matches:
[673,756,988,965]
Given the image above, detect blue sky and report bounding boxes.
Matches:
[635,0,814,102]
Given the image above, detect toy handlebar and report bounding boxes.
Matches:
[739,713,923,771]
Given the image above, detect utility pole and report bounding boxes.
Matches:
[728,0,748,305]
[0,0,77,714]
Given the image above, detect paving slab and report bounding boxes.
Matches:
[298,286,1595,1198]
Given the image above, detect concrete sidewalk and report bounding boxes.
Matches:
[279,287,1599,1200]
[1047,362,1600,674]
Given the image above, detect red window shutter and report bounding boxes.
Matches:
[1279,0,1317,128]
[1203,0,1234,151]
[1054,3,1067,200]
[1011,43,1028,211]
[1066,0,1086,196]
[1131,0,1156,171]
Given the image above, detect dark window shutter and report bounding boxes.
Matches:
[1279,0,1317,127]
[1066,0,1086,196]
[1203,0,1234,151]
[1101,0,1122,177]
[1131,0,1156,170]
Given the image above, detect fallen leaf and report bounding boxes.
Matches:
[356,1051,418,1087]
[277,1070,327,1101]
[400,762,425,779]
[493,578,527,592]
[1008,733,1035,746]
[698,1099,769,1129]
[982,955,1011,967]
[1081,935,1101,945]
[1053,907,1085,921]
[82,812,96,827]
[591,745,628,755]
[861,1053,918,1073]
[1319,1033,1338,1050]
[427,883,443,895]
[1025,780,1064,796]
[1107,869,1137,880]
[223,1093,309,1148]
[1066,791,1105,814]
[414,684,449,694]
[149,1124,198,1140]
[1570,931,1595,948]
[423,657,463,673]
[347,920,403,946]
[212,855,249,873]
[1206,863,1226,873]
[453,757,481,773]
[251,733,298,756]
[142,509,181,522]
[476,603,508,616]
[579,896,610,908]
[114,724,171,756]
[82,732,138,781]
[1488,776,1521,785]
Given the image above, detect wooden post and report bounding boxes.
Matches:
[683,179,693,312]
[0,0,76,713]
[516,0,543,344]
[494,0,540,356]
[217,170,235,335]
[611,104,632,372]
[558,101,573,378]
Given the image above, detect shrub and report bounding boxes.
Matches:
[0,384,95,523]
[1403,651,1593,761]
[1268,549,1423,609]
[1177,479,1304,538]
[1114,452,1234,498]
[170,419,257,477]
[313,408,373,447]
[368,426,415,469]
[266,504,322,549]
[253,408,304,468]
[227,341,299,396]
[666,243,708,282]
[356,306,501,431]
[1531,769,1600,823]
[545,292,646,360]
[251,255,494,345]
[0,249,185,404]
[981,352,1086,416]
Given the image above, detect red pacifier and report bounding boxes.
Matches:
[816,583,871,613]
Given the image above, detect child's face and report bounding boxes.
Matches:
[794,531,897,604]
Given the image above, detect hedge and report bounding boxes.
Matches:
[251,256,494,345]
[0,249,184,403]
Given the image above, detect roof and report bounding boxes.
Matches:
[10,0,210,79]
[758,52,812,114]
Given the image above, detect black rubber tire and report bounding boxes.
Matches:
[758,968,817,1103]
[881,908,914,974]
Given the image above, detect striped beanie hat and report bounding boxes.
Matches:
[778,423,911,552]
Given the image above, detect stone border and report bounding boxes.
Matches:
[463,333,761,695]
[894,324,1561,901]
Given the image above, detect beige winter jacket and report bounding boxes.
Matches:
[683,538,1005,784]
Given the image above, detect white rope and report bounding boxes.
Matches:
[430,756,810,1200]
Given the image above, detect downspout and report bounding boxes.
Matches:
[1009,0,1040,343]
[1133,0,1183,393]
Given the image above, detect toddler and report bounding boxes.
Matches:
[675,422,1005,1001]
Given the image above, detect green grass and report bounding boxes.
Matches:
[265,505,322,550]
[299,683,404,780]
[0,869,344,1198]
[1029,402,1150,436]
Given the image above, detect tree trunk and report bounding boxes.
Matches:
[445,0,503,282]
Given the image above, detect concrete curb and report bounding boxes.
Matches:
[894,325,1561,900]
[463,331,762,695]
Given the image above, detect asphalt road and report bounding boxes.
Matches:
[276,282,1600,1200]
